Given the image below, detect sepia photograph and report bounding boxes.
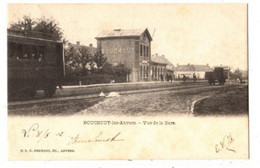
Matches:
[6,3,249,161]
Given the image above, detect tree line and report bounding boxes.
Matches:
[9,16,131,84]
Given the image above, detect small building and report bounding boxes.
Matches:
[95,28,152,82]
[174,64,212,79]
[66,41,96,56]
[151,54,174,81]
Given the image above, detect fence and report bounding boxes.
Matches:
[63,73,128,86]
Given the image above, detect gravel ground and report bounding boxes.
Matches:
[8,84,248,116]
[77,86,230,116]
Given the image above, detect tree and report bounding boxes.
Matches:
[34,17,63,41]
[92,50,107,70]
[10,15,36,31]
[113,63,131,76]
[230,68,242,79]
[9,16,63,41]
[64,46,93,76]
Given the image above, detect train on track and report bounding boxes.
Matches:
[205,67,228,85]
[8,29,65,98]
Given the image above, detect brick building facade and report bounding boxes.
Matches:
[96,28,152,82]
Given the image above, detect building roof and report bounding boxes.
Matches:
[66,43,97,55]
[194,65,213,71]
[95,28,152,41]
[151,55,173,66]
[174,64,212,72]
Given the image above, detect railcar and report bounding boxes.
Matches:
[8,29,64,98]
[205,67,228,85]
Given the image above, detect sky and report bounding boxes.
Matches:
[8,4,248,70]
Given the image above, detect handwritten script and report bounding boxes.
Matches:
[22,123,124,145]
[215,133,236,153]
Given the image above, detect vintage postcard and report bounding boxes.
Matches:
[7,3,248,160]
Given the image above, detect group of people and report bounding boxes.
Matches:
[16,53,44,61]
[182,73,197,82]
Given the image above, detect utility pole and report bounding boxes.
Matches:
[152,29,156,38]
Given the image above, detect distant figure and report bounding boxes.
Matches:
[239,77,243,84]
[160,74,164,82]
[31,53,35,59]
[39,54,44,61]
[237,78,240,84]
[183,75,186,82]
[24,54,28,59]
[193,73,197,83]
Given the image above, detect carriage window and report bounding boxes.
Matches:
[8,43,45,61]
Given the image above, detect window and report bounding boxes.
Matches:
[140,66,142,78]
[143,45,145,56]
[144,46,146,57]
[140,44,142,56]
[143,66,145,78]
[140,44,149,57]
[144,66,146,78]
[146,66,148,77]
[8,42,45,61]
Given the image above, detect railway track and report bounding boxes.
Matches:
[8,83,225,109]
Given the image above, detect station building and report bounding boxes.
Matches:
[151,54,174,81]
[174,64,212,79]
[95,28,153,82]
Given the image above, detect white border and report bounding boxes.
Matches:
[1,0,259,168]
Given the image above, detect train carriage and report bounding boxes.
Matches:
[8,29,65,98]
[205,67,228,85]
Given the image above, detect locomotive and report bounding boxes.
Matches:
[8,29,65,98]
[205,67,228,85]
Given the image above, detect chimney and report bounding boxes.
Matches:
[76,41,80,45]
[155,53,158,57]
[188,63,190,65]
[89,44,93,47]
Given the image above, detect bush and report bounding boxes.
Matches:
[63,63,131,86]
[63,74,113,85]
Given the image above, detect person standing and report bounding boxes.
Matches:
[193,73,197,83]
[183,74,186,82]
